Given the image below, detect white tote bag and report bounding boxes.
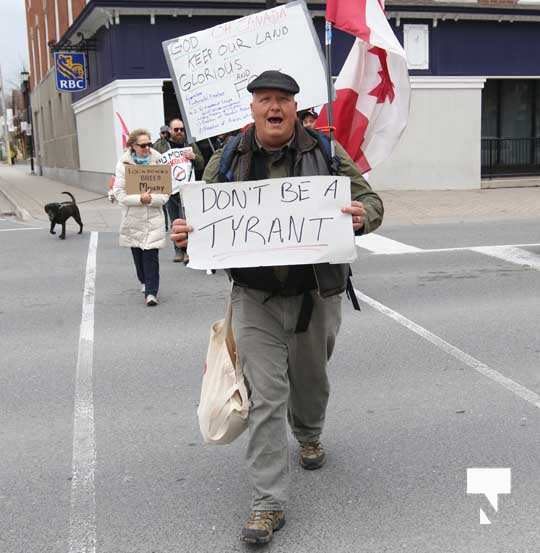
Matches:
[197,303,249,445]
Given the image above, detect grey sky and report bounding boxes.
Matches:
[0,1,30,92]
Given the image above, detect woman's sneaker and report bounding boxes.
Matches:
[240,510,285,544]
[145,294,158,306]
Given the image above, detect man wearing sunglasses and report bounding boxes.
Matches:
[154,118,204,262]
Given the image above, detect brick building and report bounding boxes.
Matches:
[25,0,87,179]
[24,0,540,191]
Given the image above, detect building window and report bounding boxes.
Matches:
[403,24,429,70]
[481,79,540,177]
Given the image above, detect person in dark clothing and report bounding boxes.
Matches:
[152,125,171,154]
[171,71,384,544]
[154,118,204,262]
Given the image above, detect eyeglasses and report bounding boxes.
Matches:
[172,127,184,132]
[135,142,152,148]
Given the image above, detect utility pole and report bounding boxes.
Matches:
[0,64,12,165]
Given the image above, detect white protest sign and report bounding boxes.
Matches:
[157,147,196,193]
[162,0,329,143]
[182,176,357,270]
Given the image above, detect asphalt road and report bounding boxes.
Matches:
[1,215,539,553]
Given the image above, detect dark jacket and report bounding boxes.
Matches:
[202,122,384,298]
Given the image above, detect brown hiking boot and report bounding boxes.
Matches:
[299,441,326,470]
[240,510,285,544]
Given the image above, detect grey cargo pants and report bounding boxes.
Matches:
[230,285,342,511]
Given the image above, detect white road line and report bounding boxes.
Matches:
[471,245,540,271]
[69,231,98,553]
[355,234,423,254]
[355,238,540,256]
[0,227,41,232]
[354,288,540,410]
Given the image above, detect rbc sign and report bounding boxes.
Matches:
[54,52,88,92]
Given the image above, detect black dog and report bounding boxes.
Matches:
[44,192,83,239]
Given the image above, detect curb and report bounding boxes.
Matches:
[0,184,32,221]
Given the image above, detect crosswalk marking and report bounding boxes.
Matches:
[471,246,540,271]
[0,227,41,231]
[355,234,540,262]
[355,288,540,410]
[69,231,98,553]
[355,233,423,254]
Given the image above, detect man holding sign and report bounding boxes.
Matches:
[155,118,204,263]
[171,71,383,544]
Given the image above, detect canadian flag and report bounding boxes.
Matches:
[317,0,410,173]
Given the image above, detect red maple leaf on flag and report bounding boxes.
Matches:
[368,47,395,104]
[323,0,410,171]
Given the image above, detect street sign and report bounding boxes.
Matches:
[54,52,88,92]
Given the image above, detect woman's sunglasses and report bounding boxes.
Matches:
[135,142,152,148]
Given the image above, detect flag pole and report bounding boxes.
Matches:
[324,20,336,158]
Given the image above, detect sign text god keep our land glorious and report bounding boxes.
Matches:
[162,1,328,142]
[182,177,357,269]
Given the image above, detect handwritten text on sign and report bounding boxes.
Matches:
[162,1,328,143]
[182,176,357,269]
[157,148,196,193]
[125,165,172,195]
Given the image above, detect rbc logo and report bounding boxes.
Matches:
[54,52,88,92]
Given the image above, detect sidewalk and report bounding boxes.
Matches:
[1,162,539,230]
[380,185,540,225]
[0,163,121,232]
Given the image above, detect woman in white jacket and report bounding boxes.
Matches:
[113,129,169,306]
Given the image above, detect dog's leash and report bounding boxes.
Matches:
[76,195,109,204]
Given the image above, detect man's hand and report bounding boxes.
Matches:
[183,150,196,161]
[140,192,152,205]
[171,218,193,248]
[341,201,366,232]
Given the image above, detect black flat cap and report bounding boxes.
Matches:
[247,70,300,94]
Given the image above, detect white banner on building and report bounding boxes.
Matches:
[162,0,329,143]
[182,176,356,270]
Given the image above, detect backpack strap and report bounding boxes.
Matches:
[346,267,361,311]
[305,134,359,312]
[304,127,340,176]
[218,133,243,182]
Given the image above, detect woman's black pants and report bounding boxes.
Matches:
[131,248,159,297]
